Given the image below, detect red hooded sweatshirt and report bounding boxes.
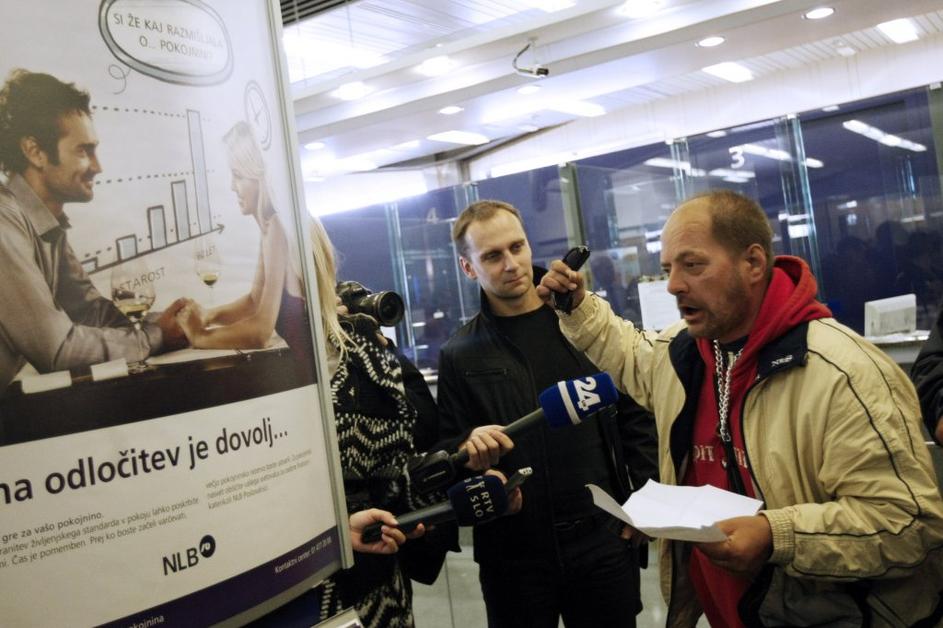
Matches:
[683,256,832,627]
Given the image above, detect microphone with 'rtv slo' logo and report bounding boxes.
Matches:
[360,474,508,544]
[450,372,619,468]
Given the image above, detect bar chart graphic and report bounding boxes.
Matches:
[83,109,223,275]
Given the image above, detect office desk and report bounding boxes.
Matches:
[0,346,316,446]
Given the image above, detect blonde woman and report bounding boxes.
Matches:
[177,121,308,353]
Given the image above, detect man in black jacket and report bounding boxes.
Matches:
[436,199,658,628]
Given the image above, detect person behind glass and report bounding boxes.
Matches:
[0,69,188,394]
[436,199,658,628]
[910,308,943,444]
[539,189,943,627]
[176,121,308,355]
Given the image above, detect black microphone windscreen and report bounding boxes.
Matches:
[447,474,508,525]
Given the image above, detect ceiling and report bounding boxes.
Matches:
[282,0,943,180]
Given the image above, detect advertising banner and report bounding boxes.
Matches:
[0,1,344,625]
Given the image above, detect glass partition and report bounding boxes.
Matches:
[475,166,569,266]
[572,143,682,326]
[798,88,943,331]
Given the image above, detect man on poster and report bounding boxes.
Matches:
[0,69,187,392]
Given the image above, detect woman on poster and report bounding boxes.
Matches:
[176,121,308,353]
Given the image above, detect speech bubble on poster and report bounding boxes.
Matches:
[98,0,233,86]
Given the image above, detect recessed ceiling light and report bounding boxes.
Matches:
[618,0,665,19]
[304,141,326,151]
[702,62,754,83]
[706,130,728,138]
[416,55,455,76]
[331,81,374,101]
[803,7,835,20]
[822,105,840,112]
[438,105,464,115]
[697,36,726,48]
[518,85,542,95]
[877,18,919,44]
[427,130,490,145]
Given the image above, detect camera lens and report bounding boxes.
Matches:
[369,291,405,327]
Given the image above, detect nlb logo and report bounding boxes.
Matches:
[573,377,601,412]
[162,534,215,576]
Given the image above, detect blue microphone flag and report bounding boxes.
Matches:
[538,372,618,428]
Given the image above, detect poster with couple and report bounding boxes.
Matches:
[0,1,348,625]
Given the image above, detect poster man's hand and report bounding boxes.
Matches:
[158,297,192,350]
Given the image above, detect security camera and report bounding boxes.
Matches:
[516,65,550,78]
[513,40,550,79]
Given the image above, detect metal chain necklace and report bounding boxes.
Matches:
[713,339,744,444]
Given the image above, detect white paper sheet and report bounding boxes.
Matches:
[587,480,763,543]
[636,280,678,331]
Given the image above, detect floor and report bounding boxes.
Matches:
[412,530,708,628]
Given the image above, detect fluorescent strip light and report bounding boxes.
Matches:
[842,119,926,152]
[618,0,665,19]
[803,7,834,20]
[517,85,542,95]
[331,81,374,101]
[427,130,490,145]
[438,106,464,115]
[644,158,706,177]
[822,105,840,112]
[416,56,455,77]
[709,168,755,179]
[697,36,726,48]
[702,62,753,83]
[547,100,606,117]
[877,18,919,44]
[304,141,325,151]
[706,130,728,138]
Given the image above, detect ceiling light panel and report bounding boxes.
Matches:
[877,19,920,44]
[416,55,456,76]
[702,62,754,83]
[331,81,374,101]
[438,106,464,115]
[427,130,490,145]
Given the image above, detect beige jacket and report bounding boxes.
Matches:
[560,293,943,627]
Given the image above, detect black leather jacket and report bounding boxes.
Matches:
[436,268,658,564]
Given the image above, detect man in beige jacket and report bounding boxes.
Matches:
[539,189,943,627]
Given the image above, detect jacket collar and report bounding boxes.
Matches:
[670,321,810,387]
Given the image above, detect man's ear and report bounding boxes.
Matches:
[743,244,768,284]
[19,136,47,170]
[459,256,477,280]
